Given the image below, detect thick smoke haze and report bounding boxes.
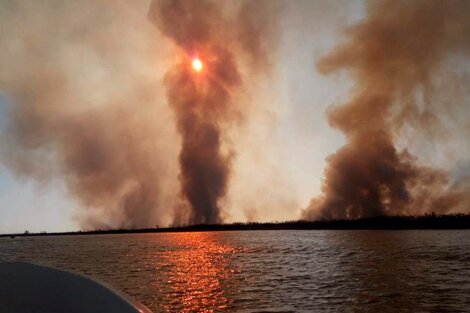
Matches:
[0,0,284,229]
[303,0,470,220]
[148,0,279,225]
[3,0,470,231]
[0,1,181,229]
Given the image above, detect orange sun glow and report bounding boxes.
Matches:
[192,58,203,72]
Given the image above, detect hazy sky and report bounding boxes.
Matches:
[0,0,372,233]
[0,0,363,232]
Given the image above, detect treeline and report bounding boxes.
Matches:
[2,213,470,238]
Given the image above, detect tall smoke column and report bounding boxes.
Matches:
[303,0,470,220]
[149,0,278,224]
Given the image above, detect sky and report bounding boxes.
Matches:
[2,0,469,233]
[0,0,366,233]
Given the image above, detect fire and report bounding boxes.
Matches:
[192,58,203,72]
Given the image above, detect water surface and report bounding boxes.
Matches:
[1,230,470,312]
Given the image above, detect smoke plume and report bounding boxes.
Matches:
[0,0,279,229]
[303,0,470,220]
[148,0,278,225]
[0,1,181,230]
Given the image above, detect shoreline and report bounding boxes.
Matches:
[2,214,470,238]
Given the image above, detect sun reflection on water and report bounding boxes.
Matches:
[159,232,239,312]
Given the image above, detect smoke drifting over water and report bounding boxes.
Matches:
[303,0,470,220]
[149,0,278,225]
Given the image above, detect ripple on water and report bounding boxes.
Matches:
[1,230,470,312]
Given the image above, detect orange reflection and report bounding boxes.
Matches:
[160,232,239,312]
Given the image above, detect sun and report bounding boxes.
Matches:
[192,58,203,72]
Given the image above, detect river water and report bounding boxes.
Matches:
[1,230,469,312]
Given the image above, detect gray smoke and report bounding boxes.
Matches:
[149,0,279,224]
[303,0,470,220]
[0,0,180,229]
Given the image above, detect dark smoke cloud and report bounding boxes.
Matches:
[303,0,470,220]
[149,0,278,225]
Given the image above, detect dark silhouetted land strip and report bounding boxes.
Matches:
[2,214,470,237]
